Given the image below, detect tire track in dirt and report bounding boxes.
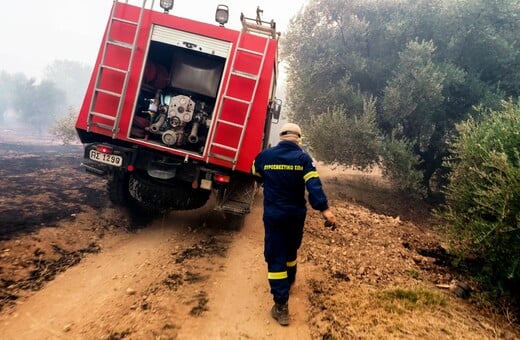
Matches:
[176,194,313,339]
[0,207,221,339]
[0,196,313,340]
[0,223,176,339]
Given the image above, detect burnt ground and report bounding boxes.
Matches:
[0,143,103,238]
[0,142,114,305]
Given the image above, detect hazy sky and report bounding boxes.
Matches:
[0,0,307,79]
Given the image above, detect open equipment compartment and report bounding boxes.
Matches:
[129,26,230,156]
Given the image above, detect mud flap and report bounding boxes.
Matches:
[214,174,257,216]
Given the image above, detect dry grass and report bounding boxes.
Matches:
[310,280,516,339]
[304,164,519,339]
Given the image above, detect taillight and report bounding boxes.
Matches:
[96,145,113,154]
[214,174,230,184]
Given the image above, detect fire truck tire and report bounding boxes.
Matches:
[107,171,131,206]
[128,172,210,211]
[108,171,162,217]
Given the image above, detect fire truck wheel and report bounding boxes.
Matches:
[107,171,131,206]
[107,171,160,218]
[128,172,210,211]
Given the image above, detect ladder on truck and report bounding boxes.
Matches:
[208,9,278,170]
[86,0,148,138]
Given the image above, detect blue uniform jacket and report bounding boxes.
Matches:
[252,141,329,218]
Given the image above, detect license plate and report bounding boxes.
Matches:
[89,149,123,167]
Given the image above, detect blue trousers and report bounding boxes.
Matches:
[263,212,305,304]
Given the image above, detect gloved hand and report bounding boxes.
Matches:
[321,208,337,230]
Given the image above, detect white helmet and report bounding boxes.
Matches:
[279,123,302,138]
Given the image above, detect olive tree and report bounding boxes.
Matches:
[281,0,519,196]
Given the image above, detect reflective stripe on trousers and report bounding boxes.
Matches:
[264,213,305,304]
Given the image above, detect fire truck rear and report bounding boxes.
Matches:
[75,0,282,216]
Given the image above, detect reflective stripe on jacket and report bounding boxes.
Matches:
[252,141,329,217]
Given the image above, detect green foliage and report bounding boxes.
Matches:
[282,0,519,195]
[50,107,80,145]
[378,288,447,313]
[380,135,425,197]
[381,40,453,194]
[281,0,372,123]
[306,100,381,171]
[440,100,520,287]
[382,40,447,138]
[407,269,421,280]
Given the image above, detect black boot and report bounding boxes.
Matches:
[271,302,289,326]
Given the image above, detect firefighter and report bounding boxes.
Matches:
[251,122,337,326]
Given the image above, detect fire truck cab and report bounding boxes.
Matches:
[75,0,282,216]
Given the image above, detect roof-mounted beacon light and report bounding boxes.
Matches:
[215,5,229,26]
[160,0,174,13]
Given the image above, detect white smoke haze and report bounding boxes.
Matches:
[0,0,307,80]
[0,0,304,143]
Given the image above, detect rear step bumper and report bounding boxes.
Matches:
[80,161,107,176]
[215,200,251,215]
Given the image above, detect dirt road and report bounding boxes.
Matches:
[0,141,312,339]
[0,139,518,339]
[0,204,312,339]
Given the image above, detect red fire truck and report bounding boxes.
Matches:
[75,0,281,216]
